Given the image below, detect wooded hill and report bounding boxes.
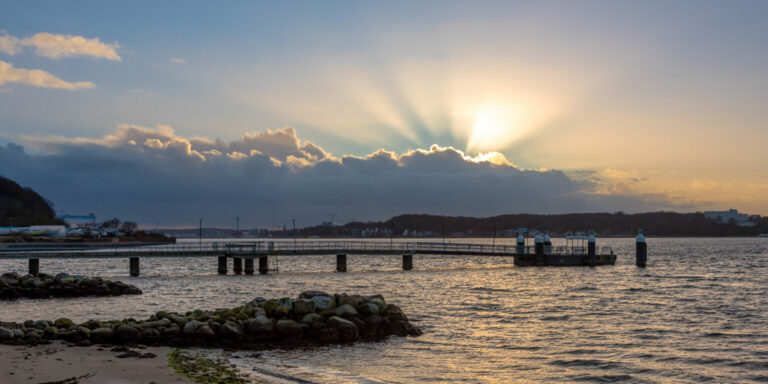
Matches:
[302,212,768,237]
[0,177,64,227]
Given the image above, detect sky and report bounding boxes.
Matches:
[1,1,767,228]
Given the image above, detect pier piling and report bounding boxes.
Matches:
[244,258,255,275]
[403,254,413,270]
[588,235,596,267]
[233,257,243,275]
[258,256,269,274]
[636,230,647,267]
[516,234,525,255]
[336,254,347,272]
[217,256,227,275]
[129,257,140,277]
[28,258,39,276]
[534,234,544,266]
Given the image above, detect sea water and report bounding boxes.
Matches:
[1,238,767,383]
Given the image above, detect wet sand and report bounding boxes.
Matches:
[0,341,191,384]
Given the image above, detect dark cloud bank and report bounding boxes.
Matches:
[0,125,678,227]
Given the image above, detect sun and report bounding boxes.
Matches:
[466,104,518,152]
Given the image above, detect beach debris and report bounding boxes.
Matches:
[167,349,248,384]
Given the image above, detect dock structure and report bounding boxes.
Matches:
[0,239,617,276]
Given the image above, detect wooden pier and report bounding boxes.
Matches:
[0,240,616,276]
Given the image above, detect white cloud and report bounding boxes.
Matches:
[0,32,121,60]
[170,57,186,64]
[0,34,21,55]
[21,32,121,60]
[0,60,95,90]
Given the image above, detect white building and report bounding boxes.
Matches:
[703,209,756,227]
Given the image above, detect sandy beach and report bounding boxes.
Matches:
[0,341,191,384]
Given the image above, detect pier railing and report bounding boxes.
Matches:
[0,240,612,259]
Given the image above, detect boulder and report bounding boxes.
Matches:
[357,303,380,316]
[327,316,359,342]
[274,298,293,317]
[292,299,315,315]
[262,300,278,316]
[31,320,49,330]
[245,316,274,339]
[219,322,243,341]
[114,324,141,343]
[388,320,409,337]
[338,294,365,307]
[363,315,383,339]
[300,313,324,325]
[368,297,387,313]
[0,272,19,285]
[194,325,216,338]
[54,318,74,328]
[182,320,203,335]
[0,327,14,341]
[58,327,89,343]
[276,319,303,339]
[299,290,330,299]
[310,296,335,311]
[90,327,114,344]
[334,304,358,317]
[312,327,339,344]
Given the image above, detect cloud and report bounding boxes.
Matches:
[0,60,95,90]
[0,32,121,60]
[0,34,21,55]
[0,125,682,226]
[170,58,186,64]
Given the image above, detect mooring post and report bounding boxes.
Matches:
[544,232,552,255]
[336,254,347,272]
[588,234,596,267]
[534,234,544,266]
[233,257,243,275]
[28,258,39,276]
[217,256,227,275]
[402,254,413,271]
[258,256,269,274]
[636,229,647,267]
[516,234,525,254]
[129,257,140,277]
[244,258,255,275]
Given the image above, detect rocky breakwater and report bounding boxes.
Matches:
[0,291,421,349]
[0,272,142,300]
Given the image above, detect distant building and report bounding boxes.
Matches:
[703,209,757,227]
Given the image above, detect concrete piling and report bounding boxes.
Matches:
[244,258,255,275]
[28,258,39,276]
[336,254,347,272]
[217,256,227,275]
[258,256,269,274]
[588,234,596,267]
[636,229,647,267]
[403,254,413,270]
[129,257,140,277]
[534,234,544,266]
[233,257,243,275]
[516,234,525,255]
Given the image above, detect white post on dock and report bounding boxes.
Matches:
[636,229,647,267]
